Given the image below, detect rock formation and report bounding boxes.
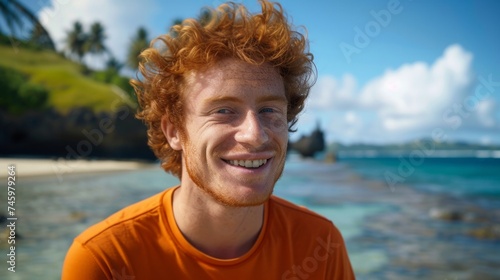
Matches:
[290,122,325,158]
[0,107,155,161]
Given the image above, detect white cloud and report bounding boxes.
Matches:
[475,99,496,127]
[307,74,357,109]
[345,111,359,124]
[39,0,157,68]
[303,44,498,143]
[360,44,474,131]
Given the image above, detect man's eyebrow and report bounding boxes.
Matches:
[202,96,242,106]
[202,94,287,106]
[257,94,287,104]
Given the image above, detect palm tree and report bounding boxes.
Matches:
[0,0,22,35]
[29,22,53,49]
[127,27,149,70]
[172,18,183,26]
[65,21,87,62]
[85,22,107,56]
[106,56,123,74]
[168,18,183,37]
[198,10,212,26]
[0,0,55,50]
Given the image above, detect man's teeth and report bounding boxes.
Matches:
[228,159,267,168]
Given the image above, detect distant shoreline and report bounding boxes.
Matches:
[0,158,158,180]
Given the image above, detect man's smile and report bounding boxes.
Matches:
[224,159,269,169]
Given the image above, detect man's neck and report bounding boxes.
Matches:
[172,184,265,259]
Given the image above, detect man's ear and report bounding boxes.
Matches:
[161,115,182,151]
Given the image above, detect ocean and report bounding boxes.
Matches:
[1,155,499,279]
[340,156,500,199]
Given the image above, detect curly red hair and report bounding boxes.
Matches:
[131,0,315,178]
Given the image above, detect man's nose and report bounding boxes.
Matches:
[234,111,269,147]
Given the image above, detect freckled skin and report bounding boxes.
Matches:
[180,58,289,207]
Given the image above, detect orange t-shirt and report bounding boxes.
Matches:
[62,187,355,279]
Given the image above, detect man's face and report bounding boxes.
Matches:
[179,58,288,207]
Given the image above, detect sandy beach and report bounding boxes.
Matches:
[0,158,157,180]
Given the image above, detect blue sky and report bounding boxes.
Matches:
[25,0,500,144]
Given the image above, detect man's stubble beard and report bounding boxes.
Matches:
[182,136,286,208]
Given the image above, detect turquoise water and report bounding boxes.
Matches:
[340,157,500,199]
[1,156,499,279]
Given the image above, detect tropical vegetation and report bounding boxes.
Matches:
[0,2,189,114]
[0,0,55,50]
[0,63,48,114]
[127,27,149,70]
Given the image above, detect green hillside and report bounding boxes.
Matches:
[0,45,134,112]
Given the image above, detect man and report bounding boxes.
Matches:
[62,1,355,279]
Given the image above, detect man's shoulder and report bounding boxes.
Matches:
[75,188,170,245]
[267,196,346,246]
[269,195,333,226]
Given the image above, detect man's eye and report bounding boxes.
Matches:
[260,108,275,113]
[216,108,232,114]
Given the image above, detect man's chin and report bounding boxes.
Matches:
[218,195,271,208]
[197,183,273,208]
